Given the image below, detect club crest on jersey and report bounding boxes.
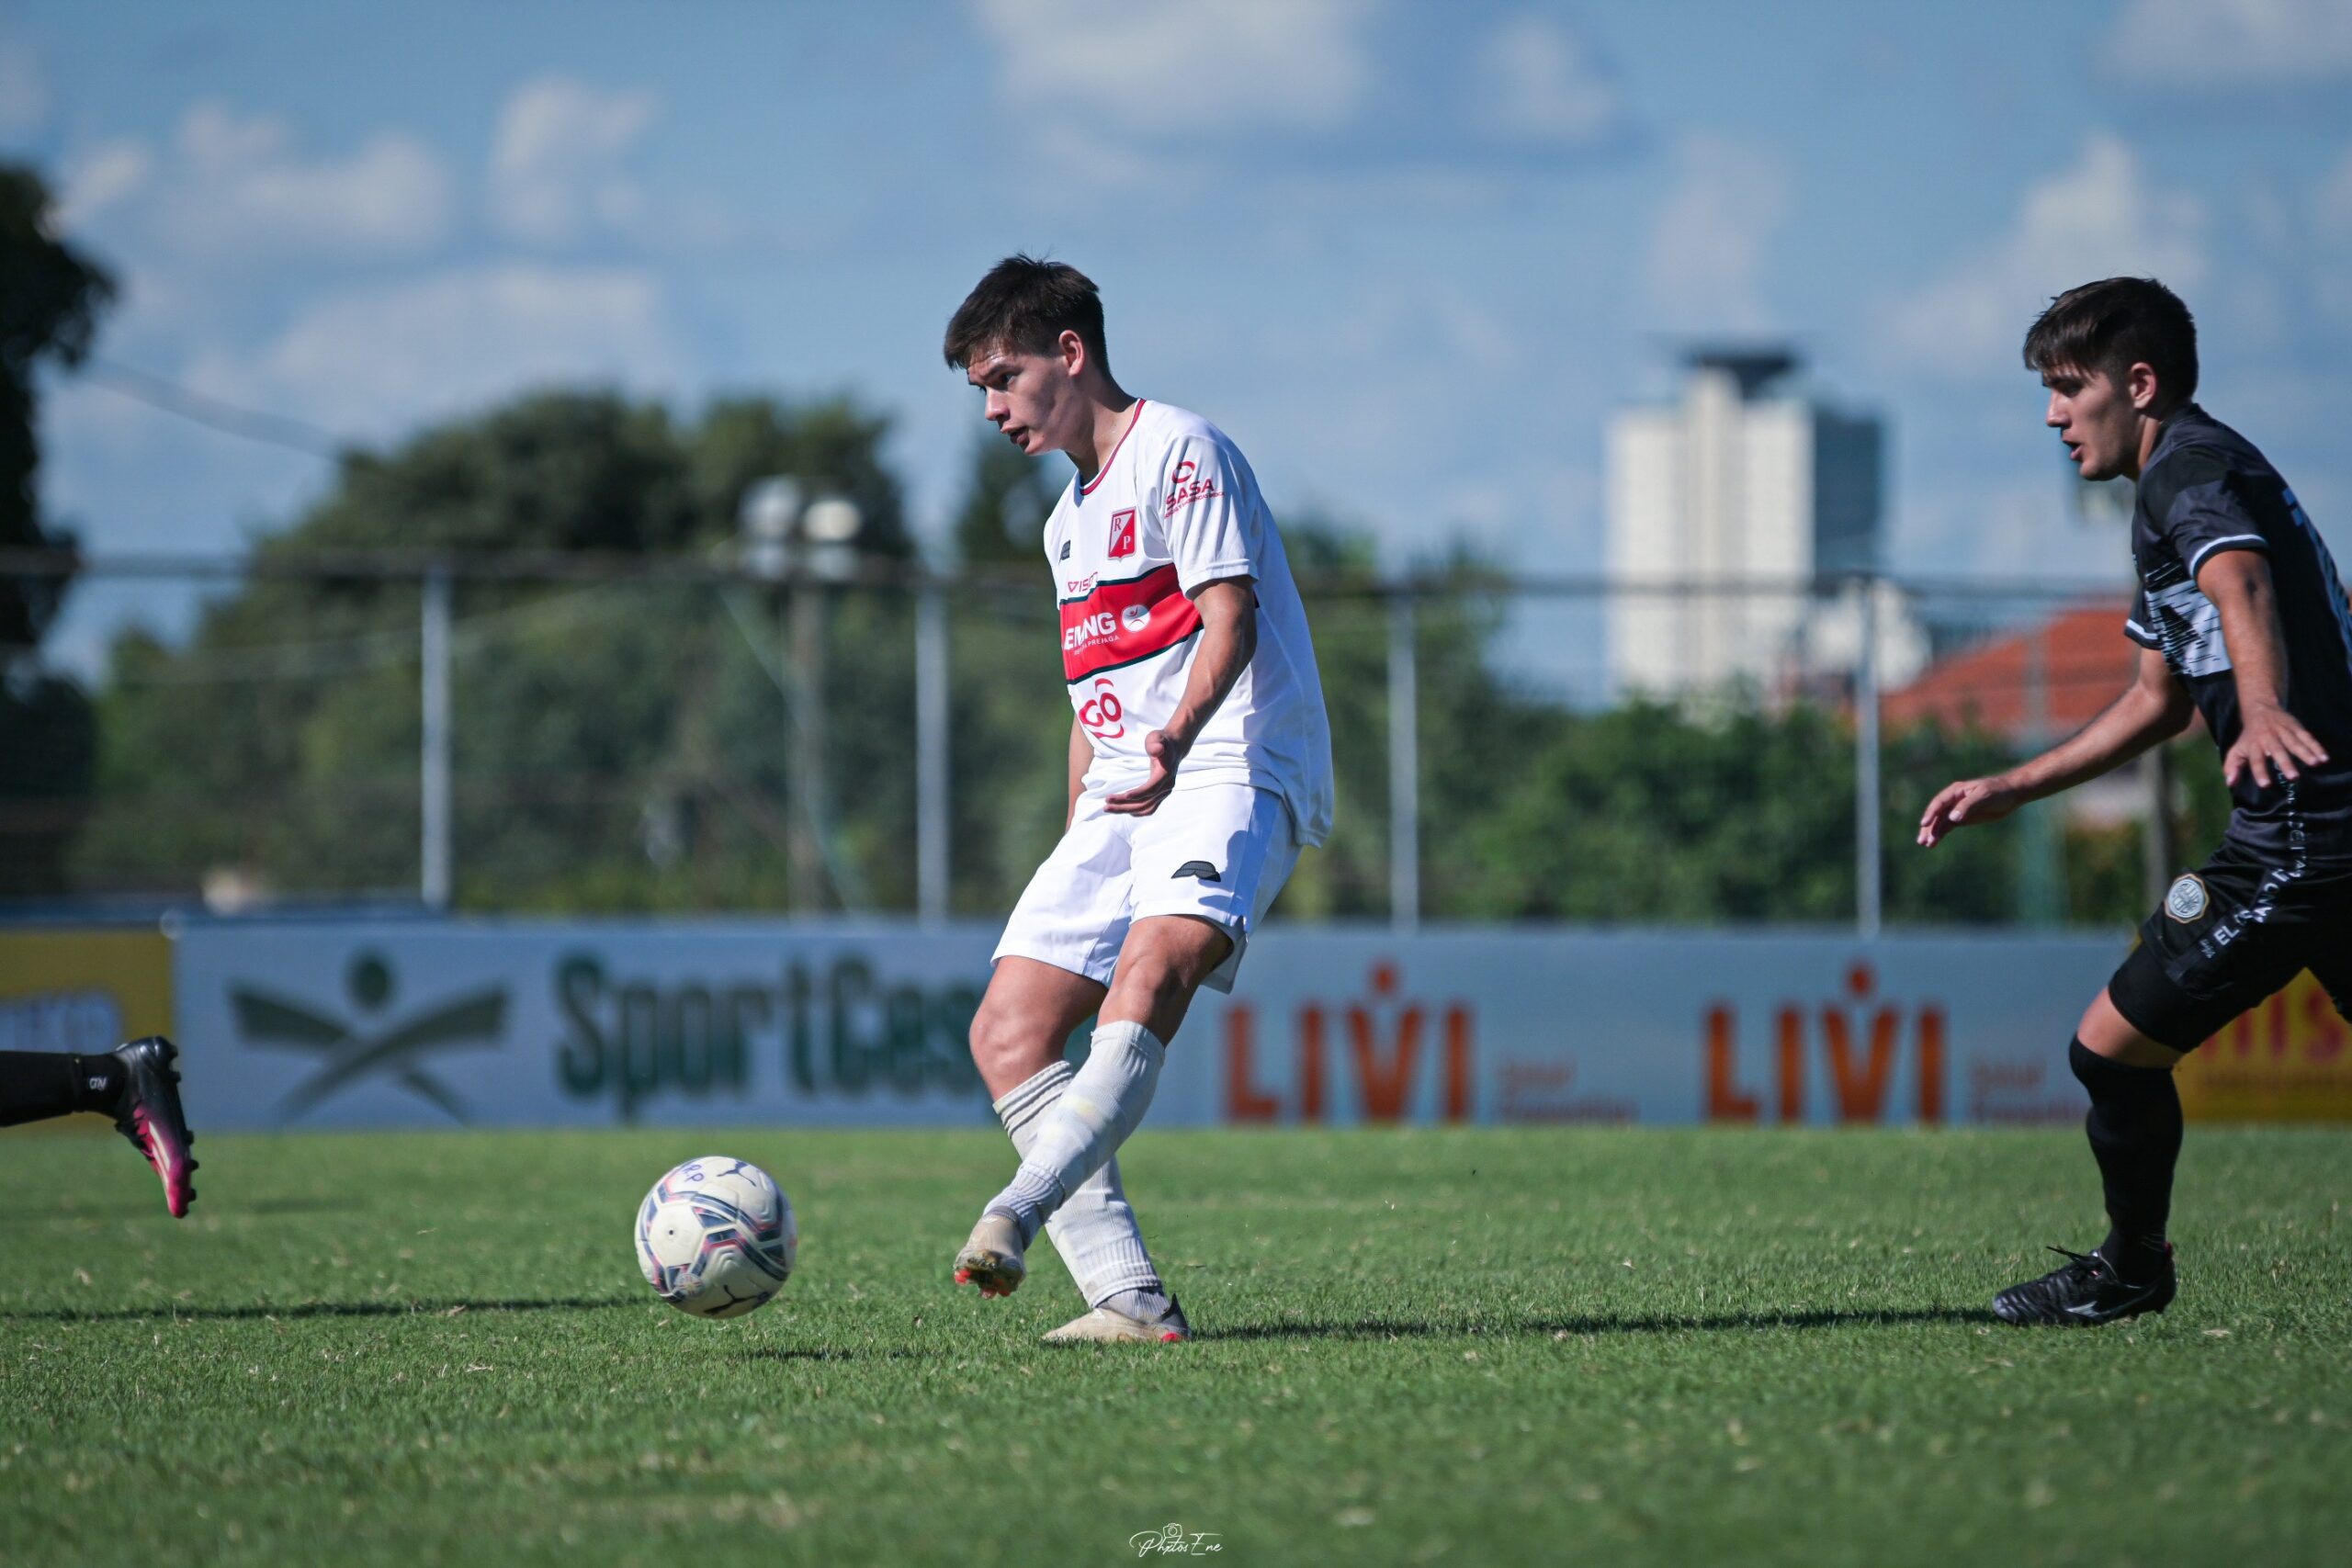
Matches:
[1108,509,1137,559]
[2165,874,2208,923]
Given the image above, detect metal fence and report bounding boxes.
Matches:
[3,552,2167,931]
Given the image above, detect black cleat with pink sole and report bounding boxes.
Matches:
[109,1035,198,1218]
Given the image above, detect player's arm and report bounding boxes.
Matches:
[1068,715,1091,829]
[1102,579,1257,818]
[1917,644,2192,848]
[2197,548,2331,788]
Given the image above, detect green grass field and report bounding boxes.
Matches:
[3,1123,2348,1567]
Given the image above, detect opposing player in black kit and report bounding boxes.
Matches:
[1920,276,2352,1325]
[0,1037,198,1216]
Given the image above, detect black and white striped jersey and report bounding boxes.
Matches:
[2125,404,2352,858]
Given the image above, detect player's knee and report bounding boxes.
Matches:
[967,1002,1055,1084]
[1106,953,1193,1018]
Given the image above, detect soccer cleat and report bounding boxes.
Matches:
[108,1036,198,1219]
[1992,1244,2176,1326]
[952,1212,1027,1298]
[1042,1297,1191,1345]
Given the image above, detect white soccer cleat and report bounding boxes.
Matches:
[1042,1301,1191,1345]
[953,1213,1027,1298]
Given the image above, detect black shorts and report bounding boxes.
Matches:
[2109,838,2352,1051]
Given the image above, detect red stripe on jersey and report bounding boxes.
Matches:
[1059,563,1202,682]
[1077,400,1148,497]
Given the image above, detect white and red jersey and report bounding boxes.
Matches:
[1046,400,1333,846]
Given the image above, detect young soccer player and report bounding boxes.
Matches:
[0,1036,198,1215]
[1920,276,2352,1325]
[940,255,1333,1342]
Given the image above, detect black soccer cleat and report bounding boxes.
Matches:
[1992,1244,2175,1326]
[108,1036,198,1219]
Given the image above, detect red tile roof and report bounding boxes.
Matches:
[1885,601,2149,739]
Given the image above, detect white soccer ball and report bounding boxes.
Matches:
[634,1156,797,1319]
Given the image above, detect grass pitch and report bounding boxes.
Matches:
[3,1123,2348,1567]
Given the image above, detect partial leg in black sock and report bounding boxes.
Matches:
[2068,1037,2182,1281]
[0,1050,126,1128]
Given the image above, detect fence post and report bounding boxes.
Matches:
[787,579,828,913]
[916,580,950,925]
[1855,576,1881,939]
[421,566,453,911]
[2142,743,2177,908]
[1388,590,1420,933]
[2016,618,2063,924]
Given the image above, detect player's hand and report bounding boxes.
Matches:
[1102,729,1187,816]
[2222,702,2329,790]
[1917,775,2024,848]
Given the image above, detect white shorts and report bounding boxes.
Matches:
[992,783,1300,995]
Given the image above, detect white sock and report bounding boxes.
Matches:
[986,1021,1165,1247]
[993,1061,1163,1307]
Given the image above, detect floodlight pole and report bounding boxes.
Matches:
[916,581,950,925]
[421,566,453,911]
[1389,591,1420,933]
[1855,577,1881,940]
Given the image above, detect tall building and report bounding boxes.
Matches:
[1607,348,1913,697]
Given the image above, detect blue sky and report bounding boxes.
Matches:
[7,0,2352,673]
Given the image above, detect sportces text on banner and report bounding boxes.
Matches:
[166,922,2351,1130]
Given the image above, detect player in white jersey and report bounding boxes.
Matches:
[941,255,1333,1342]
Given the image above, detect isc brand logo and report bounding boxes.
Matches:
[1108,508,1137,558]
[1702,962,1946,1124]
[1223,961,1474,1123]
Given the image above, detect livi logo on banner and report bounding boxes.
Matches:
[232,952,507,1123]
[1704,961,1947,1124]
[1223,960,1474,1123]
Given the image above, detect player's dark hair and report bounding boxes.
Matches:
[2021,276,2199,407]
[943,254,1108,373]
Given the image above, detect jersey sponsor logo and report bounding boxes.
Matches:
[1059,539,1071,560]
[1059,563,1204,681]
[1077,676,1125,739]
[1172,860,1222,883]
[1163,461,1222,517]
[2145,579,2233,678]
[2165,874,2208,922]
[1066,572,1097,595]
[1108,508,1137,558]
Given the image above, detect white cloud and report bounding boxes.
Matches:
[488,75,661,244]
[193,264,684,435]
[1469,14,1623,146]
[2108,0,2352,85]
[974,0,1374,136]
[64,103,454,261]
[1879,134,2206,373]
[0,38,47,136]
[2318,144,2352,239]
[1639,133,1792,332]
[53,141,154,233]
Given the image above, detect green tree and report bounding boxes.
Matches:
[950,429,1056,567]
[1,164,115,896]
[77,390,916,908]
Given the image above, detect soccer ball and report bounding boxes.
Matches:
[634,1156,797,1319]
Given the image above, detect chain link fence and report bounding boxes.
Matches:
[6,553,2188,930]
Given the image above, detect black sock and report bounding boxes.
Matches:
[2068,1038,2182,1280]
[0,1050,124,1127]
